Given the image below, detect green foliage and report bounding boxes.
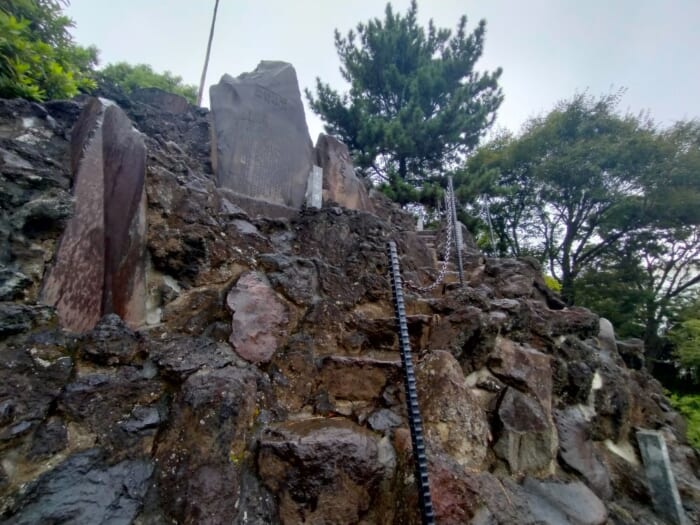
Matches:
[543,275,561,293]
[669,393,700,449]
[97,62,197,104]
[306,0,502,200]
[668,296,700,380]
[0,0,98,100]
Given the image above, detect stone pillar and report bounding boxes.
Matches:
[636,430,688,525]
[305,165,322,209]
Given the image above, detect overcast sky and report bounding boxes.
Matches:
[66,0,700,140]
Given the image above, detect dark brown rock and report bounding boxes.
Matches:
[156,365,259,525]
[209,61,313,216]
[258,418,387,525]
[315,133,374,213]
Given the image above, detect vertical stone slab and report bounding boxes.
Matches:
[305,165,322,208]
[41,98,146,333]
[102,105,147,326]
[209,61,314,215]
[637,430,688,525]
[315,133,373,213]
[41,101,106,333]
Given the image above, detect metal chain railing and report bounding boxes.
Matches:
[404,184,456,293]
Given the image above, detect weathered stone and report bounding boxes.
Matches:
[41,97,146,332]
[79,314,140,365]
[155,365,259,525]
[0,302,55,337]
[0,346,72,444]
[367,408,403,432]
[417,351,490,468]
[209,61,314,216]
[28,416,67,459]
[637,430,689,525]
[489,336,553,411]
[258,418,385,525]
[521,477,608,525]
[317,355,400,405]
[226,272,289,363]
[58,366,163,456]
[617,338,645,370]
[555,406,612,498]
[1,449,152,525]
[494,387,557,474]
[149,336,239,382]
[315,133,373,212]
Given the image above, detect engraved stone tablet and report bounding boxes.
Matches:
[210,61,314,215]
[41,98,146,333]
[637,430,688,525]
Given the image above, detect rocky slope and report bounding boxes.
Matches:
[0,89,698,524]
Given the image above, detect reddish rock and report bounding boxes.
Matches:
[226,272,289,363]
[41,98,146,332]
[315,133,374,213]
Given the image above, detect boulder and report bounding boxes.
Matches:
[315,133,373,212]
[555,406,612,499]
[522,478,608,525]
[1,448,152,525]
[209,61,314,217]
[494,387,557,474]
[41,98,147,332]
[226,272,289,364]
[416,350,490,468]
[258,418,386,524]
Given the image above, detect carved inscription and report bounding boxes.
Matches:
[209,62,314,212]
[255,85,289,109]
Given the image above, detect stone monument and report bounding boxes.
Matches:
[637,430,688,525]
[209,61,314,218]
[315,133,374,213]
[41,98,147,332]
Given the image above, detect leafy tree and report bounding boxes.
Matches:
[0,0,97,100]
[465,93,661,304]
[306,0,502,197]
[97,62,197,104]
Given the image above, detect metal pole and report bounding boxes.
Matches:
[448,177,464,286]
[197,0,220,107]
[387,241,436,525]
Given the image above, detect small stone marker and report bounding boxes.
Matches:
[636,429,688,525]
[305,165,322,208]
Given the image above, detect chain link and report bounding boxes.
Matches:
[404,186,455,293]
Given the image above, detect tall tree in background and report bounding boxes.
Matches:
[464,93,660,304]
[0,0,98,100]
[306,0,503,201]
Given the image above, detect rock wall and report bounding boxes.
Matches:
[0,88,698,524]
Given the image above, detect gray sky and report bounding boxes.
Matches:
[66,0,700,140]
